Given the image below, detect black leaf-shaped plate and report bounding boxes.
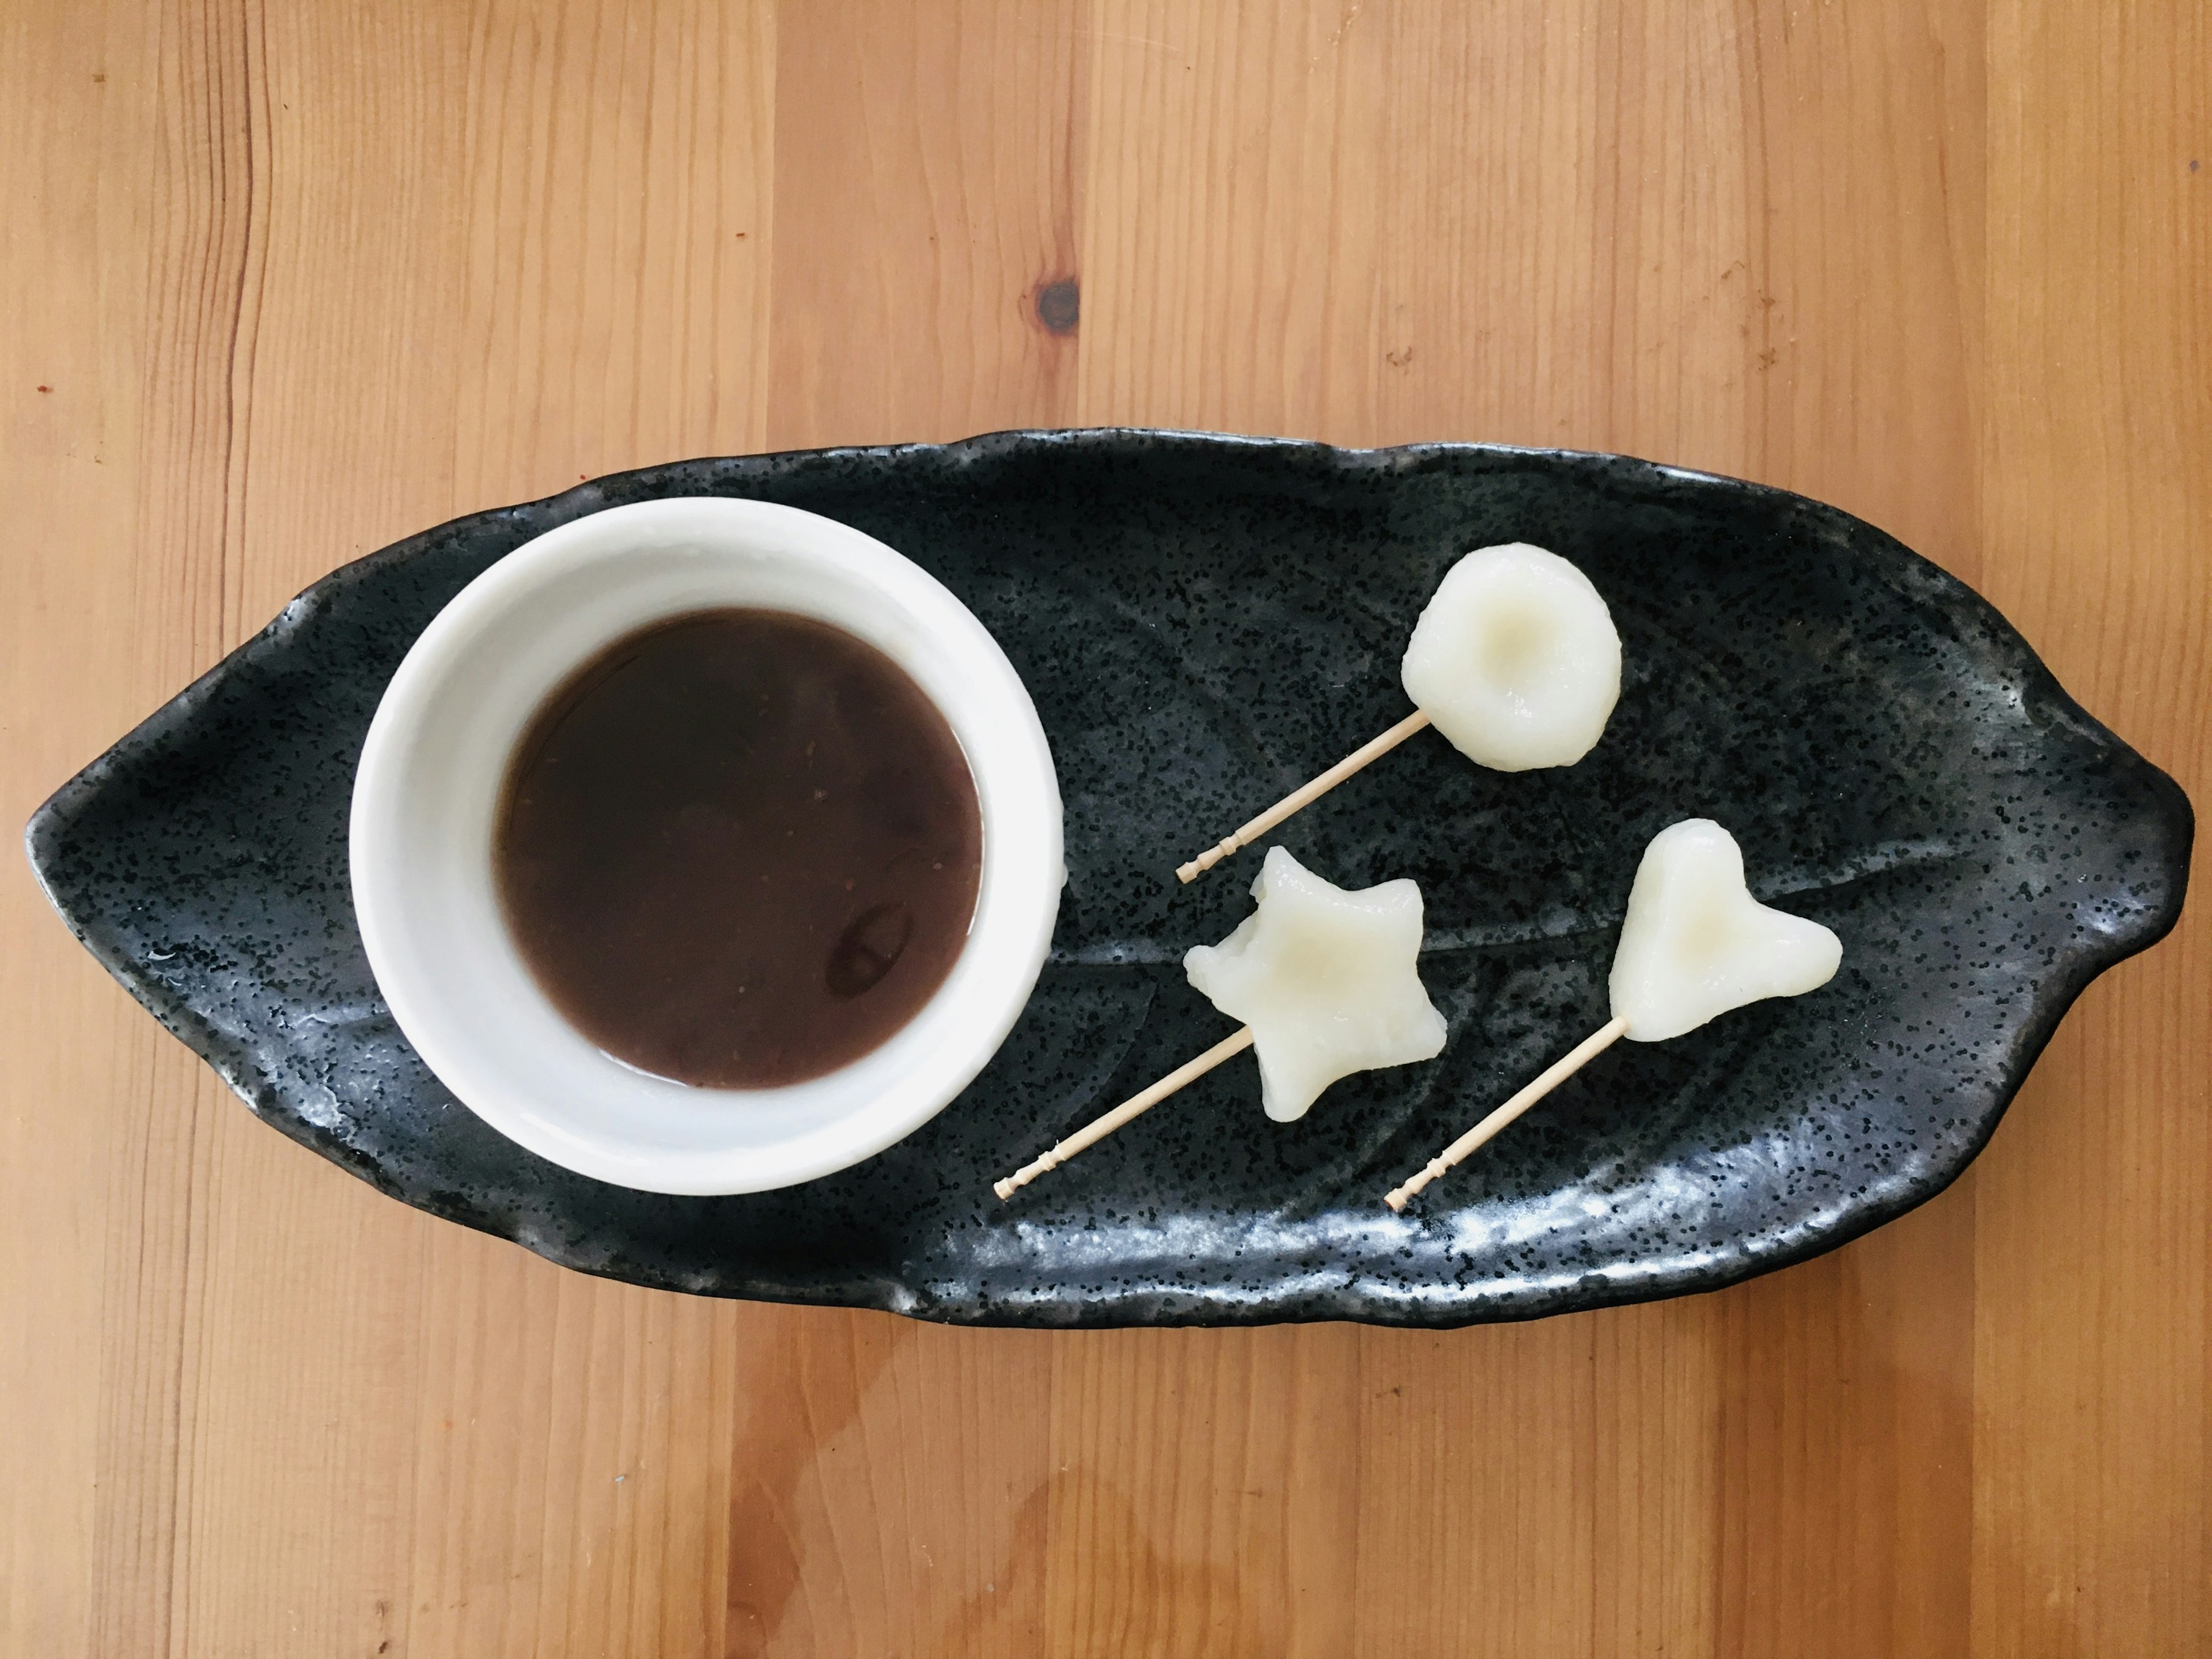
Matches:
[26,431,2191,1325]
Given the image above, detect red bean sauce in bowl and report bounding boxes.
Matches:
[495,609,982,1088]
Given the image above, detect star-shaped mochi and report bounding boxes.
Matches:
[1608,819,1843,1043]
[1183,847,1448,1122]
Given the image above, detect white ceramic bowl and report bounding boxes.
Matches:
[350,498,1063,1195]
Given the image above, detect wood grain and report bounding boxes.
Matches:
[1971,6,2210,1653]
[2,2,2203,1655]
[768,0,1087,444]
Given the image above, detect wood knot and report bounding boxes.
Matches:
[1034,277,1080,336]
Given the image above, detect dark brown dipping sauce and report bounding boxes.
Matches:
[494,609,982,1088]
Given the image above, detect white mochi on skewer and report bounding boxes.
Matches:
[1400,543,1623,772]
[1385,818,1842,1211]
[1183,847,1449,1122]
[995,848,1448,1199]
[1179,542,1623,882]
[1608,818,1843,1042]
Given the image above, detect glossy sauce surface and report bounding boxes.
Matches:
[495,609,982,1087]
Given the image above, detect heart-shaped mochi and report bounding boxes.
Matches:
[1608,819,1842,1043]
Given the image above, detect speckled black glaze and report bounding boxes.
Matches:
[25,431,2192,1325]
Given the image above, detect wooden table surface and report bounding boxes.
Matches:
[5,3,2205,1654]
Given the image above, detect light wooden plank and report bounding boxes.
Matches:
[1073,0,1388,437]
[767,0,1090,445]
[1971,3,2210,1654]
[1043,1327,1374,1657]
[1,5,160,1647]
[450,0,775,506]
[724,1311,1054,1657]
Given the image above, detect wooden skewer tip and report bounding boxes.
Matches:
[1176,836,1240,884]
[1173,710,1431,881]
[992,1027,1255,1202]
[1383,1015,1629,1213]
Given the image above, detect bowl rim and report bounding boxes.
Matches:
[347,495,1063,1194]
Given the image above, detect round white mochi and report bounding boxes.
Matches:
[1608,819,1844,1043]
[1399,543,1622,771]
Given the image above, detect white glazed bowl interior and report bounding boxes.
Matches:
[350,498,1063,1195]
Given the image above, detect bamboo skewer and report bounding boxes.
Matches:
[994,1027,1257,1202]
[1176,710,1433,883]
[1384,1014,1630,1212]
